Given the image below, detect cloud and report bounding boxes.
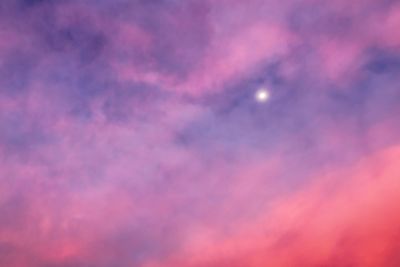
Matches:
[0,0,399,266]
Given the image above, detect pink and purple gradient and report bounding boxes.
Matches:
[1,0,400,266]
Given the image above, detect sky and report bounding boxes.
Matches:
[0,0,400,266]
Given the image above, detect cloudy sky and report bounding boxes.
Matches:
[0,0,400,266]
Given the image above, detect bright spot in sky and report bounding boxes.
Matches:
[255,88,270,103]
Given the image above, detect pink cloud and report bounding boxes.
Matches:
[148,145,400,267]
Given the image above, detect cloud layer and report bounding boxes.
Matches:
[0,0,400,266]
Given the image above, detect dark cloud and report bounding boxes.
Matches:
[288,2,354,37]
[20,0,51,8]
[0,51,36,95]
[0,112,49,159]
[365,48,400,74]
[101,82,165,122]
